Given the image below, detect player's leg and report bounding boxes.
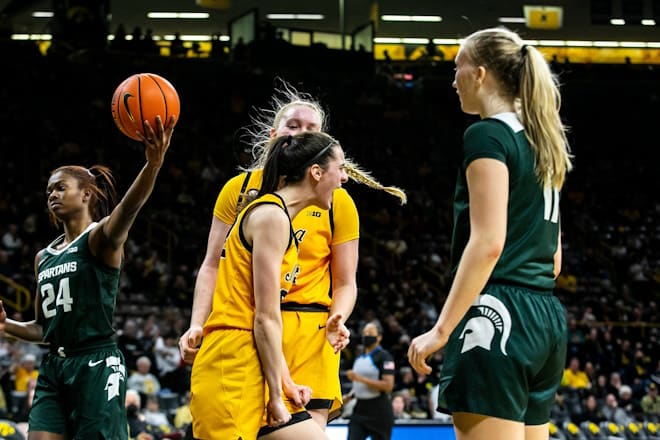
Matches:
[524,295,566,440]
[72,348,128,439]
[453,412,525,440]
[28,432,65,440]
[259,416,329,440]
[307,408,329,429]
[27,356,68,440]
[191,330,265,439]
[525,423,550,440]
[282,310,342,429]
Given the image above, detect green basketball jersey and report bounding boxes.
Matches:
[36,222,120,348]
[451,113,560,291]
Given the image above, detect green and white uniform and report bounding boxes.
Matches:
[29,222,128,439]
[439,113,567,424]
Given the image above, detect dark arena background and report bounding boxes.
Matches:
[0,1,658,439]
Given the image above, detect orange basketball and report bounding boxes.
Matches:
[111,73,180,141]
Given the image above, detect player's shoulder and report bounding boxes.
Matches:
[225,168,263,189]
[332,187,355,205]
[465,117,517,141]
[246,201,289,230]
[224,170,250,188]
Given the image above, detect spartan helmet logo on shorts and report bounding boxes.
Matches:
[103,356,126,401]
[459,294,512,355]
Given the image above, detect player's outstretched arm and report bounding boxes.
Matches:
[0,254,45,342]
[93,115,175,259]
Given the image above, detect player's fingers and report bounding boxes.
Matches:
[166,115,177,131]
[419,361,432,375]
[407,345,418,367]
[154,114,164,132]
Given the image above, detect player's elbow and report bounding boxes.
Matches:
[476,236,504,262]
[254,310,281,329]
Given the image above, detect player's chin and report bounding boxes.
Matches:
[49,207,65,219]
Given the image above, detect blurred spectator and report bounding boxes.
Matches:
[550,391,572,425]
[1,224,22,257]
[592,374,610,400]
[154,332,185,393]
[14,378,35,424]
[12,354,38,393]
[127,357,161,400]
[425,382,452,423]
[602,393,634,425]
[143,395,171,430]
[618,384,642,418]
[170,33,186,57]
[391,394,411,420]
[173,391,192,431]
[125,389,154,440]
[139,314,159,357]
[118,319,147,372]
[608,372,623,396]
[109,23,129,52]
[575,394,605,425]
[641,382,660,422]
[561,357,591,390]
[583,361,597,387]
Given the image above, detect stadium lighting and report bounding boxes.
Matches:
[381,15,442,22]
[498,17,526,23]
[147,12,210,19]
[266,14,324,20]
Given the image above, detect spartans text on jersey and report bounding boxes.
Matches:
[38,262,78,283]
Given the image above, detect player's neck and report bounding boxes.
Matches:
[275,187,315,220]
[62,217,93,244]
[480,96,515,119]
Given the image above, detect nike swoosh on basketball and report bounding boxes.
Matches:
[122,93,135,122]
[88,359,104,367]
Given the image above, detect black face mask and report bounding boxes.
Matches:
[362,335,378,347]
[126,404,139,417]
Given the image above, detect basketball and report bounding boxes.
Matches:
[111,73,180,141]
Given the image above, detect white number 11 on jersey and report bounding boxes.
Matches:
[543,186,560,223]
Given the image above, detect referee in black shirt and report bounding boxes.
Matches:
[345,321,396,440]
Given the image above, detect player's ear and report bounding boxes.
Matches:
[310,164,323,181]
[476,65,487,84]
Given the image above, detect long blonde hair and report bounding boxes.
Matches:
[463,27,573,188]
[243,78,407,204]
